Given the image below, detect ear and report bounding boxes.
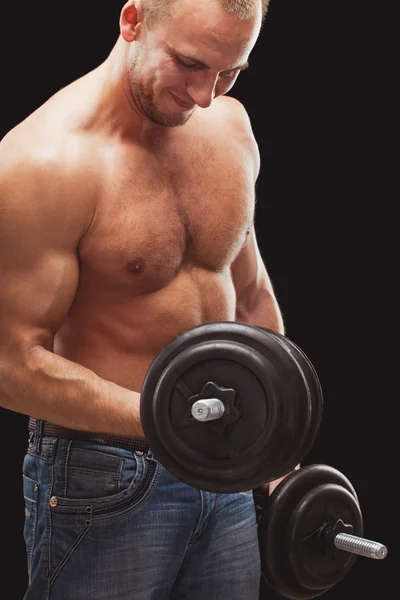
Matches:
[120,0,145,42]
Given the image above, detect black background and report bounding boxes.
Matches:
[0,1,396,599]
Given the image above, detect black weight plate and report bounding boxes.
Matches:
[242,326,321,484]
[274,334,323,474]
[152,340,279,491]
[166,353,269,459]
[259,464,360,600]
[250,326,323,479]
[288,483,362,592]
[143,330,294,491]
[141,322,304,492]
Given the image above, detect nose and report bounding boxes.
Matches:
[186,72,218,109]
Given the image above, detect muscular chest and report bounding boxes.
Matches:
[80,141,255,292]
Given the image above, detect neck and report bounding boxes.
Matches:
[90,36,170,141]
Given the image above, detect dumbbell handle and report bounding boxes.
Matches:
[191,398,225,422]
[333,532,388,560]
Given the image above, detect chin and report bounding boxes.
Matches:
[149,108,194,128]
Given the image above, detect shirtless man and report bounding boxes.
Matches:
[0,0,288,598]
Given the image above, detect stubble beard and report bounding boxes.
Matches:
[132,78,194,128]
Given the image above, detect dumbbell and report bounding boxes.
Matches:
[140,321,323,493]
[256,464,388,599]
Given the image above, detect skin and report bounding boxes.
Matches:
[0,0,289,493]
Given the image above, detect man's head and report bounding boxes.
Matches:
[119,0,268,127]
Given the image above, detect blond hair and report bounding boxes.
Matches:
[142,0,270,29]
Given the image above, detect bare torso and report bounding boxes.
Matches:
[11,68,257,393]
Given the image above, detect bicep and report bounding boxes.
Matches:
[0,158,84,353]
[1,240,79,351]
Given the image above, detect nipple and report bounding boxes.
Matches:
[127,260,144,274]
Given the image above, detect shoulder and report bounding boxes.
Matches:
[197,96,260,179]
[0,69,101,183]
[1,110,98,188]
[200,95,254,133]
[0,122,97,232]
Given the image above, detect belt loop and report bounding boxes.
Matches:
[33,419,44,452]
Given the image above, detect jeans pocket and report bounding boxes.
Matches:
[64,444,125,499]
[48,441,161,585]
[52,440,145,503]
[22,474,39,582]
[52,440,160,514]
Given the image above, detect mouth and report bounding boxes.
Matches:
[170,92,195,110]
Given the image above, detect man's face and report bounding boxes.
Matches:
[127,0,261,127]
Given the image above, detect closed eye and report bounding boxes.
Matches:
[175,57,200,69]
[174,55,243,77]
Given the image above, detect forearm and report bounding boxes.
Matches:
[0,347,143,437]
[235,287,285,335]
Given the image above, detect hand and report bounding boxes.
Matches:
[265,464,301,496]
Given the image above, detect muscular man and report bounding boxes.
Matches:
[0,0,289,598]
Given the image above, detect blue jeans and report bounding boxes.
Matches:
[22,427,261,599]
